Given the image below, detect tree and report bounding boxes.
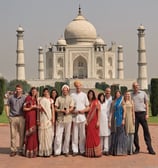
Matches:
[7,80,31,93]
[55,82,68,96]
[0,78,6,115]
[150,78,158,116]
[95,82,109,91]
[120,86,128,95]
[111,84,119,97]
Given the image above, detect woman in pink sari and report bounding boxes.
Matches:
[85,90,102,157]
[23,87,39,158]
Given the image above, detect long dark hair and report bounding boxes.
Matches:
[50,88,59,102]
[29,87,37,97]
[87,89,96,101]
[42,88,49,97]
[114,90,122,100]
[98,92,105,103]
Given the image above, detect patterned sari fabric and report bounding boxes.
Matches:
[24,96,38,158]
[38,97,54,157]
[85,100,102,157]
[110,96,127,156]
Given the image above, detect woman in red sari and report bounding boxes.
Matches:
[85,90,102,157]
[23,87,39,158]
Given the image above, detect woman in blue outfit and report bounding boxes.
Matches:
[109,90,127,156]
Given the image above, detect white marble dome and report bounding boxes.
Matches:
[17,25,24,32]
[95,36,106,45]
[57,37,67,45]
[64,9,97,45]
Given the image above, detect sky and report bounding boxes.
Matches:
[0,0,158,82]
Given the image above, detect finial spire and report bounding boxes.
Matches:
[78,4,81,15]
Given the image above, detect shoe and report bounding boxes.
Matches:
[80,152,85,156]
[10,151,17,157]
[103,151,109,156]
[149,150,156,155]
[134,149,139,154]
[19,151,24,156]
[72,152,78,156]
[54,154,60,157]
[64,153,69,157]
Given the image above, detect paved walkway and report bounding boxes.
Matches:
[0,124,158,168]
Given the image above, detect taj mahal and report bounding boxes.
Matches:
[16,7,148,90]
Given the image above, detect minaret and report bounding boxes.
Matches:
[38,47,45,80]
[16,26,25,80]
[117,45,124,79]
[137,25,148,89]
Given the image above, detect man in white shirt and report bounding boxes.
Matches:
[54,85,74,157]
[71,80,90,156]
[103,87,112,155]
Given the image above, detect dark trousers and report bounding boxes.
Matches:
[134,111,153,151]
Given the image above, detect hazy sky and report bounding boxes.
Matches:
[0,0,158,82]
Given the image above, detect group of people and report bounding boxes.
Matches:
[6,81,156,158]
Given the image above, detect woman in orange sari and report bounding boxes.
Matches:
[85,90,102,157]
[23,87,39,158]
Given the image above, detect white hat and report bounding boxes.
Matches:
[62,84,70,91]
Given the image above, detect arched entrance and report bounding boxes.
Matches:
[73,56,87,79]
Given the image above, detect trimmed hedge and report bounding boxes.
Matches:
[150,78,158,116]
[0,78,6,115]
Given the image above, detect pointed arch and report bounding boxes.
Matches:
[73,56,87,79]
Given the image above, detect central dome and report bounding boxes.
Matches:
[64,8,97,45]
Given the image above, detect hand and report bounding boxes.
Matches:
[96,121,100,128]
[37,120,40,126]
[108,121,111,128]
[122,119,125,125]
[145,114,149,120]
[65,109,69,115]
[78,110,83,114]
[31,105,37,109]
[51,119,55,125]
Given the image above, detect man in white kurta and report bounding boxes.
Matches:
[100,87,112,155]
[71,80,89,156]
[54,85,74,156]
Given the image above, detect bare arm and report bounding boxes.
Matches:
[5,105,10,117]
[122,103,126,125]
[145,101,149,119]
[78,105,90,114]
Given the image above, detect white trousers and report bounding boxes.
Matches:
[100,136,110,152]
[72,121,86,154]
[54,122,72,155]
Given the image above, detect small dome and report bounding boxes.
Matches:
[138,24,145,30]
[39,46,43,50]
[57,37,67,45]
[95,36,105,45]
[64,7,97,44]
[17,25,24,32]
[118,45,123,49]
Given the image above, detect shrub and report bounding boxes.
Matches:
[150,78,158,116]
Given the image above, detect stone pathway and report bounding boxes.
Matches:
[0,124,158,168]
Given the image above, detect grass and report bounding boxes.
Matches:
[148,115,158,124]
[0,111,9,123]
[0,109,158,124]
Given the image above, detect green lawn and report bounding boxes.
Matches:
[0,111,9,123]
[0,111,158,124]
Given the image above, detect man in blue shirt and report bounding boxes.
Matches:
[6,84,26,157]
